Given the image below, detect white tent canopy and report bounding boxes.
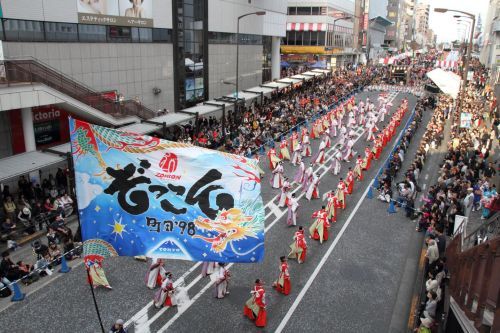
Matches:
[426,68,461,99]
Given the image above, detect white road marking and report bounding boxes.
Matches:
[123,262,202,328]
[275,179,375,333]
[268,201,282,217]
[275,92,410,332]
[148,92,402,331]
[424,174,429,180]
[129,91,400,330]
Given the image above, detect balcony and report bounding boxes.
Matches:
[445,214,500,332]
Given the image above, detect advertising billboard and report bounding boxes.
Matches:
[77,0,154,27]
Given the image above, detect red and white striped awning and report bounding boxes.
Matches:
[286,23,327,32]
[435,60,458,68]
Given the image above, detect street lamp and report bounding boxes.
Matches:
[434,8,475,110]
[456,20,471,43]
[235,11,266,111]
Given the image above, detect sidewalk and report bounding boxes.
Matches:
[0,215,81,312]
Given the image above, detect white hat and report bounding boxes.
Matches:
[115,319,124,325]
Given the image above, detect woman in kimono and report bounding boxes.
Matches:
[309,206,330,244]
[154,272,176,309]
[85,255,112,290]
[272,256,291,295]
[278,178,291,208]
[270,161,284,189]
[145,258,166,289]
[243,279,267,327]
[279,139,291,161]
[213,263,230,299]
[288,226,307,264]
[286,193,299,226]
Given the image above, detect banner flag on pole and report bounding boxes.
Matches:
[69,118,265,263]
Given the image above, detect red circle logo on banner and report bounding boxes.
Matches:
[159,152,178,173]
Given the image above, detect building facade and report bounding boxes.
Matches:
[0,0,286,158]
[282,0,356,69]
[414,1,429,47]
[384,0,415,52]
[353,0,390,63]
[480,0,500,81]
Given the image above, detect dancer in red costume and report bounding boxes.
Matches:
[243,279,267,327]
[273,256,291,295]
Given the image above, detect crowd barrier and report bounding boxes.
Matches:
[1,83,420,302]
[366,85,425,97]
[0,244,82,302]
[366,105,424,215]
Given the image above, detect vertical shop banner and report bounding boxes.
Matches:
[69,118,265,263]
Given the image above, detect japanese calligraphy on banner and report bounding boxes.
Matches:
[77,0,154,27]
[69,118,265,263]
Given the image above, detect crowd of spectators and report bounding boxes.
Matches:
[0,65,379,296]
[408,63,498,332]
[162,66,378,156]
[375,96,429,214]
[0,169,82,295]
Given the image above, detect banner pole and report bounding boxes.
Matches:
[66,151,106,333]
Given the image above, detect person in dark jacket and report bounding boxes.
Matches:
[109,319,127,333]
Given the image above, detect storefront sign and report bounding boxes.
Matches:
[32,106,69,148]
[281,45,343,55]
[77,0,154,27]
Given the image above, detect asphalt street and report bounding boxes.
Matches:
[0,90,432,333]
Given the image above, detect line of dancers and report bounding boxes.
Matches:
[141,93,409,328]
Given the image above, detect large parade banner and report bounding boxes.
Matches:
[69,118,265,263]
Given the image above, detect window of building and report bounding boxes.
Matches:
[288,7,297,15]
[309,31,317,45]
[207,31,262,45]
[286,31,294,45]
[317,31,325,46]
[311,7,320,15]
[0,18,172,44]
[107,26,132,42]
[296,7,311,15]
[152,28,172,42]
[173,0,207,110]
[44,22,78,42]
[139,28,153,43]
[4,19,44,42]
[303,31,311,45]
[78,24,107,42]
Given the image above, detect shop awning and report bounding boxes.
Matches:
[291,74,313,81]
[302,71,324,77]
[261,81,290,90]
[119,112,194,134]
[286,23,327,32]
[277,78,302,85]
[0,151,66,182]
[243,86,275,97]
[426,68,461,99]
